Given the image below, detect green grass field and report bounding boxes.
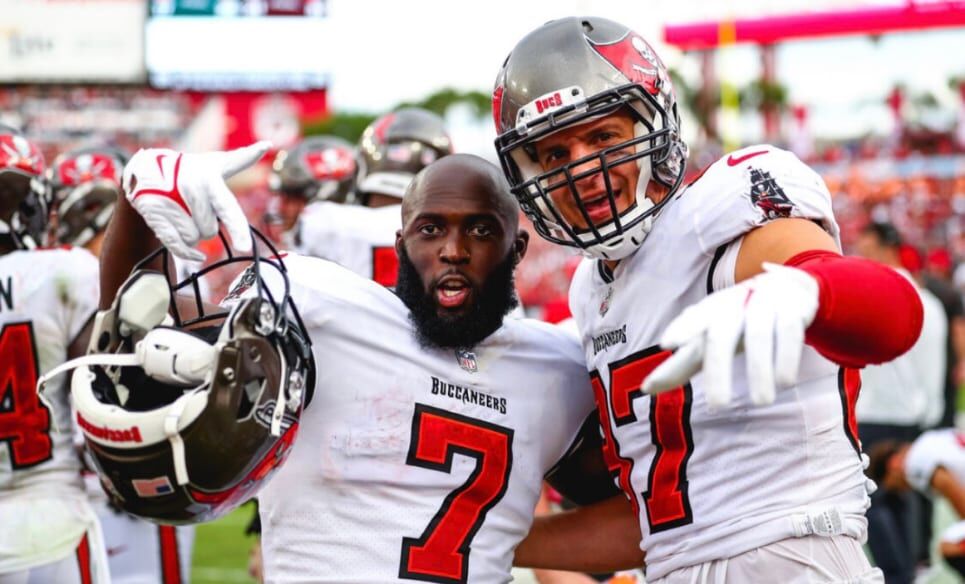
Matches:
[191,505,258,584]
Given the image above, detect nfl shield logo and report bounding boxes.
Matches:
[455,350,478,373]
[600,287,614,317]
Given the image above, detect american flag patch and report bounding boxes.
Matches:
[132,476,174,498]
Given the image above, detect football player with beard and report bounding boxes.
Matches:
[295,108,453,287]
[89,144,625,583]
[0,127,109,582]
[493,17,924,583]
[49,144,197,584]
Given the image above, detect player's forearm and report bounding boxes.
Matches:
[736,218,922,367]
[514,495,644,572]
[99,195,165,309]
[787,250,923,367]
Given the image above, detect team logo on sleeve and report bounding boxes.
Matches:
[748,168,795,220]
[224,265,257,302]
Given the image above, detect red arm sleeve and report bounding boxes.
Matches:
[786,249,924,368]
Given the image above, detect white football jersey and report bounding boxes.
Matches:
[253,254,596,584]
[0,246,100,572]
[295,201,402,287]
[905,429,965,494]
[569,145,869,580]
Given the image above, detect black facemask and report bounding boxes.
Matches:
[395,244,519,350]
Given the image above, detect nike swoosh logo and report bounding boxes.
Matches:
[132,154,191,215]
[107,545,127,557]
[155,154,167,178]
[727,150,768,166]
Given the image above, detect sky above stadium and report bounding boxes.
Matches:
[323,0,965,144]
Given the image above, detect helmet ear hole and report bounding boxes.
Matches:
[236,378,266,420]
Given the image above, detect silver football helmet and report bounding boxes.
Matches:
[493,17,688,260]
[355,108,453,203]
[49,145,128,247]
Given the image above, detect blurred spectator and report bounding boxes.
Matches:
[922,247,965,429]
[855,221,948,583]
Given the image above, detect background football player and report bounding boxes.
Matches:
[49,145,128,254]
[0,126,108,583]
[264,135,357,248]
[493,17,924,581]
[79,144,624,582]
[48,144,197,584]
[295,107,453,287]
[869,432,965,580]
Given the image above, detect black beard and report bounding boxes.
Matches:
[395,245,519,351]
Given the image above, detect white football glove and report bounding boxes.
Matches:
[642,262,820,408]
[123,142,271,261]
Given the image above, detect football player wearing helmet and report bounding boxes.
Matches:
[295,108,453,287]
[49,145,128,254]
[496,17,923,582]
[50,142,198,584]
[265,135,357,247]
[0,124,51,250]
[0,127,109,582]
[85,144,624,582]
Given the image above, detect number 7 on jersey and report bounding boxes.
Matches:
[592,347,695,533]
[400,404,514,583]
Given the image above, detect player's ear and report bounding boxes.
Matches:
[513,230,529,265]
[395,230,404,258]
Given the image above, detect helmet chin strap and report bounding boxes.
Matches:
[270,348,288,437]
[164,394,194,485]
[37,353,143,393]
[631,118,660,239]
[634,175,656,237]
[35,352,143,434]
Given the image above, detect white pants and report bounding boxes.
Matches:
[0,527,109,584]
[651,536,882,584]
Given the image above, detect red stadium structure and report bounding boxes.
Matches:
[664,1,965,49]
[663,1,965,141]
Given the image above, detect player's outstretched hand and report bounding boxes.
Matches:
[642,263,820,408]
[122,141,272,261]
